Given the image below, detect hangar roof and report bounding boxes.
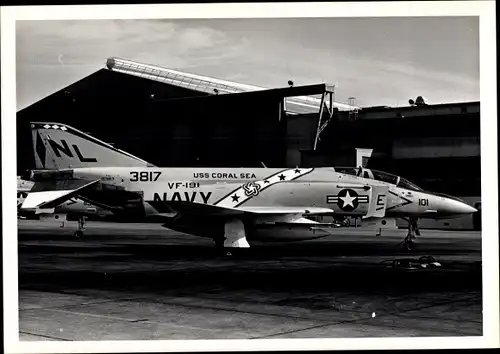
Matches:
[105,57,359,114]
[336,101,480,121]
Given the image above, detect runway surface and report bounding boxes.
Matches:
[18,219,482,341]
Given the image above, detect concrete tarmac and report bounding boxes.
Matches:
[18,219,482,341]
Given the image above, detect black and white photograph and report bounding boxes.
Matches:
[2,1,498,353]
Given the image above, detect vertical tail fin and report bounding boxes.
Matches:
[31,122,155,169]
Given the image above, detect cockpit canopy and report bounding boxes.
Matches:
[334,167,424,192]
[397,176,424,192]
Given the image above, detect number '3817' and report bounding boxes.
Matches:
[130,171,162,182]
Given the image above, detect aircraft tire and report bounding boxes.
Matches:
[74,230,84,239]
[402,241,414,252]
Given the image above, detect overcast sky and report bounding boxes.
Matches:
[16,17,479,111]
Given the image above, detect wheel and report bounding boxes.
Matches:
[402,241,414,251]
[74,230,84,239]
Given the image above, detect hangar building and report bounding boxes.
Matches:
[17,58,348,173]
[16,58,480,230]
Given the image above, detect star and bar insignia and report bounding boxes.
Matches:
[326,188,369,212]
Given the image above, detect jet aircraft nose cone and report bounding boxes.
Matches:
[464,204,478,214]
[450,200,478,215]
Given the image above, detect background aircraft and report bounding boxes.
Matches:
[17,175,113,237]
[17,176,33,211]
[21,122,477,251]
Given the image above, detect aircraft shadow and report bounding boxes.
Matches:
[19,243,481,294]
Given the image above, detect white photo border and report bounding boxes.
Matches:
[2,1,498,352]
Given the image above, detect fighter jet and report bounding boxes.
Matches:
[17,177,33,208]
[17,175,112,235]
[20,122,477,251]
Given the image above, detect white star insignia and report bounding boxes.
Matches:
[340,191,357,208]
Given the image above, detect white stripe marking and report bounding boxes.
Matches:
[215,168,314,208]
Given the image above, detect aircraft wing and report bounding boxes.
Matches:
[20,179,99,210]
[148,201,333,218]
[150,201,338,231]
[237,206,334,215]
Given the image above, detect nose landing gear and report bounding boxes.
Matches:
[74,216,87,239]
[402,236,414,251]
[401,217,420,251]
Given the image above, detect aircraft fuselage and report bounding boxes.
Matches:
[56,166,475,221]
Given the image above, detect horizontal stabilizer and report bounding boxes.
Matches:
[21,179,99,210]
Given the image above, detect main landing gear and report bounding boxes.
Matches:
[401,217,420,251]
[74,216,87,239]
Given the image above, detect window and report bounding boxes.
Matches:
[335,167,360,176]
[398,178,424,192]
[372,169,399,185]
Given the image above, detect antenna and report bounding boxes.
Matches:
[348,97,359,120]
[285,62,294,88]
